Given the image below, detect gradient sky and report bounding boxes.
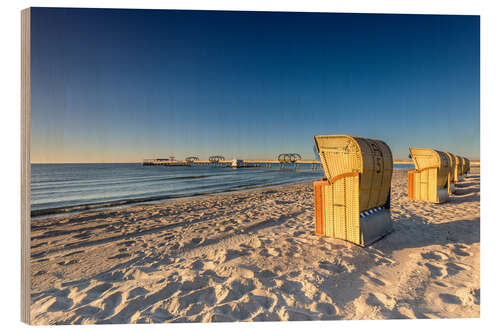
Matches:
[30,8,480,163]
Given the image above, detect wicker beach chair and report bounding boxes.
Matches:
[459,156,468,178]
[313,135,393,247]
[464,157,471,176]
[444,152,457,194]
[408,148,451,203]
[458,155,466,181]
[450,154,460,183]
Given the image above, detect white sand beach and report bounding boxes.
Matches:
[30,167,480,324]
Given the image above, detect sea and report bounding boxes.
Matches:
[31,163,414,217]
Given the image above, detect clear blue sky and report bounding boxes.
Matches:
[30,8,480,163]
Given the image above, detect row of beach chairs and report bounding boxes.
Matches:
[408,148,470,203]
[313,135,471,247]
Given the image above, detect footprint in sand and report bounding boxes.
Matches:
[277,279,309,303]
[190,260,204,271]
[424,263,446,279]
[433,281,449,287]
[249,293,276,311]
[47,289,74,312]
[97,291,123,319]
[57,259,77,266]
[200,269,227,284]
[98,270,125,283]
[374,256,396,266]
[74,305,100,318]
[362,293,409,319]
[150,307,174,323]
[312,302,338,318]
[178,287,217,310]
[279,307,314,321]
[78,283,113,306]
[450,244,471,257]
[217,249,249,263]
[438,293,463,305]
[255,269,278,288]
[445,262,471,276]
[365,292,386,308]
[190,237,204,245]
[421,250,449,261]
[318,260,347,274]
[223,301,253,321]
[221,279,256,303]
[209,304,234,322]
[126,287,149,300]
[394,306,415,319]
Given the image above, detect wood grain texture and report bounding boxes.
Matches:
[21,7,31,325]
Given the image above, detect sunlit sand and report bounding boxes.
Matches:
[30,167,480,324]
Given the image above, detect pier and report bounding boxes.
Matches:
[142,154,322,170]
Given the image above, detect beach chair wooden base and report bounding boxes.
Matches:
[408,169,450,203]
[314,180,392,247]
[408,169,449,203]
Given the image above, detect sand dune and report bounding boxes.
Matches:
[30,167,480,324]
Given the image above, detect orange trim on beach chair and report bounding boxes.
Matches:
[314,180,329,236]
[329,172,359,184]
[408,170,415,200]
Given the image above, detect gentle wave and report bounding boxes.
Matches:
[32,174,211,191]
[31,163,412,218]
[31,181,291,217]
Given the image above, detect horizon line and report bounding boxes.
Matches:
[30,159,468,165]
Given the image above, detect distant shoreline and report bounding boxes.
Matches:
[29,160,481,165]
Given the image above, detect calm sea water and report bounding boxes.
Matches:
[31,163,413,216]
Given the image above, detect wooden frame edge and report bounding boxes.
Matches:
[21,7,31,325]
